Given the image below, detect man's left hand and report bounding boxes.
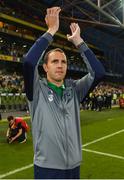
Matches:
[67,23,84,47]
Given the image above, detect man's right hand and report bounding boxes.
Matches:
[45,7,61,36]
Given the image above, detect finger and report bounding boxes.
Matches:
[51,7,60,15]
[52,7,61,11]
[47,7,60,14]
[75,23,80,32]
[70,24,74,33]
[47,8,51,15]
[49,8,52,15]
[67,34,72,41]
[70,24,75,33]
[46,8,49,14]
[57,7,61,12]
[56,7,61,15]
[67,34,70,39]
[76,23,79,27]
[76,23,79,30]
[71,23,77,31]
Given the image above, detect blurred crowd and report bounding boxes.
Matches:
[0,71,124,113]
[0,0,83,66]
[81,82,124,111]
[0,70,124,110]
[0,40,28,58]
[0,71,24,93]
[0,0,124,110]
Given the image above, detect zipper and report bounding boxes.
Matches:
[62,93,69,168]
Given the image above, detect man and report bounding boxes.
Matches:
[6,116,28,143]
[23,7,105,179]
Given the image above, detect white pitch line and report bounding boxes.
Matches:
[83,148,124,160]
[0,164,33,179]
[82,128,124,148]
[1,129,124,178]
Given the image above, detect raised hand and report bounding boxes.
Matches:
[45,7,61,36]
[67,23,84,47]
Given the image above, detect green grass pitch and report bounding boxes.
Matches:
[0,107,124,179]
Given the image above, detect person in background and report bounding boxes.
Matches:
[6,116,29,143]
[23,7,105,179]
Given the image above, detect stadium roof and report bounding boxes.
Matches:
[40,0,124,78]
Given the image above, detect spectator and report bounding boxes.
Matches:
[6,116,29,143]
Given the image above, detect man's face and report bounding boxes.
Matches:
[9,119,14,126]
[43,51,67,83]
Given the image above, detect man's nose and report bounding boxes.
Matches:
[57,61,63,67]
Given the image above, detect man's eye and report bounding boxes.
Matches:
[52,60,58,63]
[62,60,67,64]
[51,59,67,64]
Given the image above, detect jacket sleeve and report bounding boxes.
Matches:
[74,42,105,102]
[23,32,53,101]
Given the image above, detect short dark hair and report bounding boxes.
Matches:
[43,48,66,64]
[7,116,14,121]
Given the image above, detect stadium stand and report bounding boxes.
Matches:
[0,1,124,179]
[0,0,124,115]
[0,71,27,112]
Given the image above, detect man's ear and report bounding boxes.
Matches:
[43,63,48,73]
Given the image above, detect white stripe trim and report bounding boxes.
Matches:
[83,148,124,160]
